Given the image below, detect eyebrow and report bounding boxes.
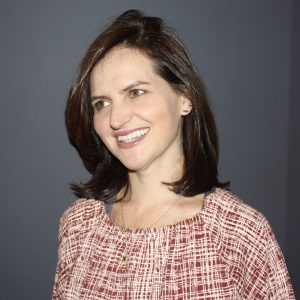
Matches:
[90,80,150,102]
[122,80,150,92]
[90,95,109,102]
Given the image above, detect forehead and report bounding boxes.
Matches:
[90,47,158,88]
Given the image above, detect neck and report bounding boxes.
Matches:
[119,157,184,207]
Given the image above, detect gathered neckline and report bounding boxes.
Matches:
[100,188,216,234]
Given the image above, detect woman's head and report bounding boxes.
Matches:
[90,46,192,173]
[66,9,227,200]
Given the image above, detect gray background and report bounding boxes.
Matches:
[0,0,299,299]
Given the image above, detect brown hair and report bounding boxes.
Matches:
[66,9,228,201]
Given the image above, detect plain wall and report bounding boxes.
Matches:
[287,0,300,296]
[0,0,298,298]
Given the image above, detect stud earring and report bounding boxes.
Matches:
[182,109,191,115]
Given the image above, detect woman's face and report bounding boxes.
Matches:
[90,47,191,173]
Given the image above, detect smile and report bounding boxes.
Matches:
[117,128,149,143]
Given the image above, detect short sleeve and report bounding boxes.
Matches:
[237,217,295,299]
[51,199,100,299]
[52,208,69,300]
[52,200,82,300]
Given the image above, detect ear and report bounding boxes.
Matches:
[180,95,192,116]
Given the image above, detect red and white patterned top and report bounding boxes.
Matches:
[52,188,295,299]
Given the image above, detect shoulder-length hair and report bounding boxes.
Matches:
[66,9,228,201]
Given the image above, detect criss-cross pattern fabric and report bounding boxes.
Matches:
[52,188,295,299]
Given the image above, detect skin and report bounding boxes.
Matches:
[90,47,203,228]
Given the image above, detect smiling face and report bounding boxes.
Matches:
[90,47,191,173]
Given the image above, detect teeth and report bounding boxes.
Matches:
[117,128,149,143]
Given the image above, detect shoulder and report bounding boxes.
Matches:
[58,198,103,238]
[205,188,269,234]
[202,188,273,254]
[204,191,295,298]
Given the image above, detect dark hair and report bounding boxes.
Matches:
[66,9,228,201]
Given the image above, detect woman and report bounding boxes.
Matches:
[52,10,295,299]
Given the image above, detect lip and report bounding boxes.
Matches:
[115,127,150,149]
[114,127,149,138]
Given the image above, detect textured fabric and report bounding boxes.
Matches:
[52,188,295,299]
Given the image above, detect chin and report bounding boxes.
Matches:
[115,152,149,172]
[119,158,149,172]
[123,162,147,172]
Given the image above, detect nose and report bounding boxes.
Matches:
[109,102,133,130]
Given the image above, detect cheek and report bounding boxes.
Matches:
[93,115,108,141]
[142,95,179,119]
[151,101,181,126]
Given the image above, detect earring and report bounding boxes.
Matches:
[182,108,191,115]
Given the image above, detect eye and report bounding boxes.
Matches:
[92,99,111,111]
[129,89,145,98]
